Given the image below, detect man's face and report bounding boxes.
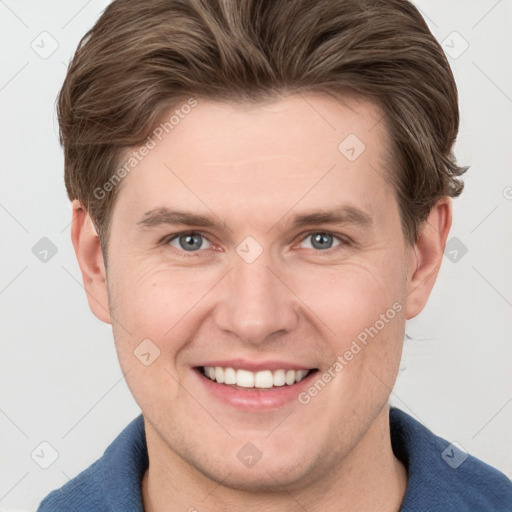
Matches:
[104,93,413,489]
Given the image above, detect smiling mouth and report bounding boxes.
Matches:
[198,366,318,390]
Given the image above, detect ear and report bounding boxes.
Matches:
[405,197,452,319]
[70,200,111,324]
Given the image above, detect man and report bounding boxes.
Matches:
[38,0,512,510]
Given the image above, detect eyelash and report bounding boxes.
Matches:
[160,231,351,256]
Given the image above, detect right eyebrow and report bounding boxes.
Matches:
[137,208,225,230]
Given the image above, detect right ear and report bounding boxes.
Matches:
[70,200,111,324]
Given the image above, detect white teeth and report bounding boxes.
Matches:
[273,369,286,386]
[236,369,254,388]
[295,369,308,383]
[224,367,237,385]
[202,366,312,388]
[254,370,273,389]
[215,366,224,384]
[285,369,296,385]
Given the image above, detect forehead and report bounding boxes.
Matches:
[155,92,388,162]
[113,93,395,227]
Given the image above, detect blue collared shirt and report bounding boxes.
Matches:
[37,407,512,511]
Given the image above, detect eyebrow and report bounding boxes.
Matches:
[137,204,372,232]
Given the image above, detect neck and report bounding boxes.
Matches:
[142,406,407,512]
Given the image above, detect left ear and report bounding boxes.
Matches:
[405,197,452,319]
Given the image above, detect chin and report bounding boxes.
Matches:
[194,453,317,493]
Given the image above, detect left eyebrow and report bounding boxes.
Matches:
[288,204,373,230]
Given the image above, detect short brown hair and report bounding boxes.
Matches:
[57,0,467,256]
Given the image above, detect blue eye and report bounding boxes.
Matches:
[167,232,212,252]
[300,232,342,251]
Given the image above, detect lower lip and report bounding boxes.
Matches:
[195,368,317,411]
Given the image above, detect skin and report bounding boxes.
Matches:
[71,92,451,511]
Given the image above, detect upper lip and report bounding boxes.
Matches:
[195,359,315,372]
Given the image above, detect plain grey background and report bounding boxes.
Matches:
[1,0,511,510]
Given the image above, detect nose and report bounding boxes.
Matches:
[213,254,299,347]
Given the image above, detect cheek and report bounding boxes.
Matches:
[109,259,219,337]
[289,258,406,345]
